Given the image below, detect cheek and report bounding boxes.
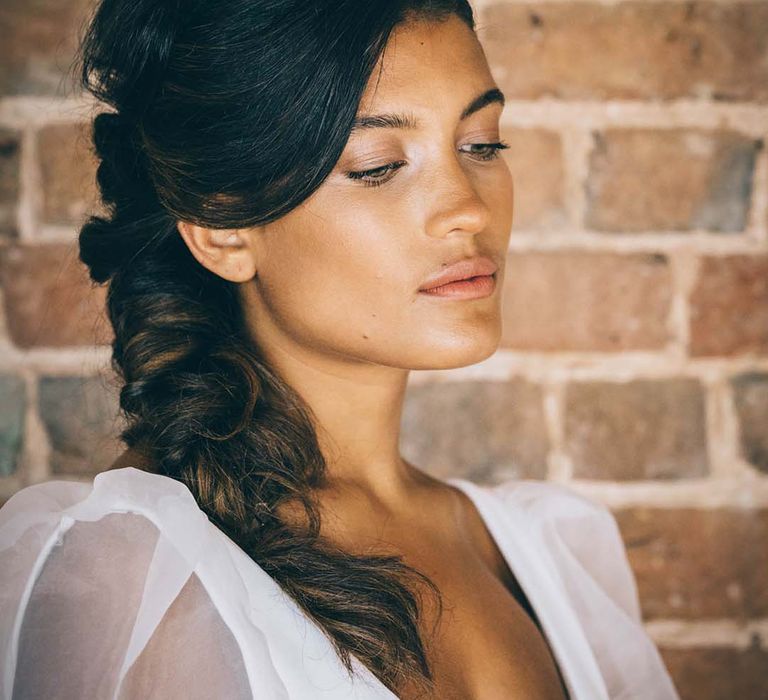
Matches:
[255,203,418,347]
[484,164,514,229]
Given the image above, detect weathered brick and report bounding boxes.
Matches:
[0,129,21,240]
[401,378,548,483]
[659,643,768,700]
[480,2,768,102]
[0,374,25,477]
[499,126,566,230]
[38,375,124,476]
[0,243,111,348]
[614,507,768,619]
[499,251,672,352]
[689,255,768,357]
[0,0,92,96]
[38,123,100,225]
[565,379,708,480]
[584,129,761,233]
[731,372,768,475]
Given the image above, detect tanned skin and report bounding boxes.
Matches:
[112,16,568,700]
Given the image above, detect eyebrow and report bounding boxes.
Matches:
[350,87,506,133]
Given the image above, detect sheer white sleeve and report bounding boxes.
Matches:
[496,480,680,700]
[0,469,398,700]
[0,481,251,700]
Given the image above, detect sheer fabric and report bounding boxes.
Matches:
[0,467,679,699]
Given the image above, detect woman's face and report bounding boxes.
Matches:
[242,14,514,371]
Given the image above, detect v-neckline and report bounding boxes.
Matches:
[443,476,610,700]
[190,466,609,698]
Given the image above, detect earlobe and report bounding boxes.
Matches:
[176,220,258,283]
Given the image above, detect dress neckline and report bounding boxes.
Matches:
[443,476,609,700]
[90,467,608,699]
[442,476,570,698]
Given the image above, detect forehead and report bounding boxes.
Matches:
[357,14,494,114]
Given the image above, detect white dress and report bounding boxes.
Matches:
[0,466,680,700]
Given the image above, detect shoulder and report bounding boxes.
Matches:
[486,476,642,621]
[453,478,680,696]
[0,467,214,578]
[0,470,260,699]
[2,465,193,511]
[486,478,680,697]
[1,466,205,524]
[488,476,615,525]
[0,466,202,578]
[487,476,626,560]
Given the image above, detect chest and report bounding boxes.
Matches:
[301,484,573,700]
[396,536,571,700]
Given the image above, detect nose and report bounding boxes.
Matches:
[423,153,492,239]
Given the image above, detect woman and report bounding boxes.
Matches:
[0,1,680,698]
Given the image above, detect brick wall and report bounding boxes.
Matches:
[0,1,766,697]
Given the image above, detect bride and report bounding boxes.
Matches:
[0,1,679,698]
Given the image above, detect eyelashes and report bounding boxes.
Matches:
[345,141,510,189]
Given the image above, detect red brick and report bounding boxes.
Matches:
[585,129,760,233]
[401,378,548,483]
[499,251,672,352]
[0,0,92,95]
[731,372,768,475]
[480,2,768,102]
[565,379,708,480]
[38,123,100,225]
[613,507,768,619]
[499,127,566,230]
[689,255,768,357]
[39,375,124,476]
[0,129,20,240]
[0,243,111,348]
[659,642,768,700]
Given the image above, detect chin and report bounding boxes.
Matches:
[408,324,502,370]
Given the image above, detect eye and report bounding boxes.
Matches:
[460,141,510,161]
[344,141,511,189]
[346,160,407,188]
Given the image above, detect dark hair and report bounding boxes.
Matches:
[76,0,475,694]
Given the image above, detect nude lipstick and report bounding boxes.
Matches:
[418,256,498,299]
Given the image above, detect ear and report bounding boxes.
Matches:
[176,221,258,283]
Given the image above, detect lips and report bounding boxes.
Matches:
[418,255,498,291]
